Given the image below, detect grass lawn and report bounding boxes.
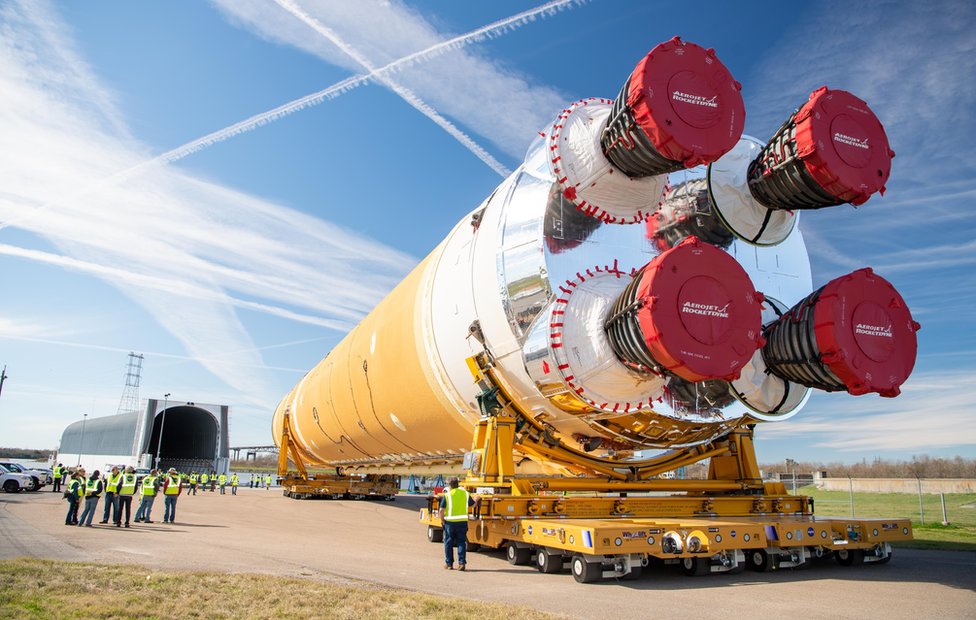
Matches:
[797,485,976,551]
[0,558,566,620]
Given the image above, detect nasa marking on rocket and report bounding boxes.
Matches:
[273,36,919,471]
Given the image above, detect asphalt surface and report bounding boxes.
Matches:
[2,487,974,619]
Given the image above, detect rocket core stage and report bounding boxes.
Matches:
[273,37,918,470]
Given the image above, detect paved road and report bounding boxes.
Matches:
[2,488,974,619]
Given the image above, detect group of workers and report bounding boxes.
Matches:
[59,465,183,527]
[53,463,276,528]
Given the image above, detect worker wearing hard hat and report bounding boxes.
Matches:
[438,478,475,571]
[230,473,239,495]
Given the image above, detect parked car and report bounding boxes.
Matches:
[0,462,50,490]
[0,463,35,493]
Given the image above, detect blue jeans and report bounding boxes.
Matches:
[78,496,99,526]
[65,498,79,524]
[134,495,155,521]
[443,521,468,566]
[164,496,178,522]
[101,492,118,522]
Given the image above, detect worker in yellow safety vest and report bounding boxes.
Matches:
[200,472,209,491]
[189,473,198,495]
[99,466,122,524]
[218,473,227,495]
[115,467,137,527]
[438,478,475,571]
[64,469,85,525]
[229,473,239,495]
[78,470,103,527]
[264,474,272,489]
[134,470,158,523]
[52,463,64,493]
[162,468,182,524]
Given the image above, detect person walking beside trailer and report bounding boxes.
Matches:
[218,473,227,495]
[52,463,63,493]
[78,470,102,527]
[162,468,182,524]
[64,470,84,526]
[115,466,137,528]
[439,478,475,571]
[99,466,121,524]
[134,470,158,523]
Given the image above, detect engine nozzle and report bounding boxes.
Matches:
[605,236,764,383]
[601,36,745,177]
[747,87,894,210]
[762,268,920,397]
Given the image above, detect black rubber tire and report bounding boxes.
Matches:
[746,549,776,572]
[681,557,711,577]
[571,555,602,583]
[835,548,865,566]
[506,543,532,566]
[876,549,893,565]
[3,480,20,493]
[28,476,40,491]
[536,548,563,574]
[726,561,745,575]
[427,526,443,543]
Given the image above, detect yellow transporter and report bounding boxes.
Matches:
[274,38,918,582]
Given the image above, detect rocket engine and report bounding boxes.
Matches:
[273,37,919,469]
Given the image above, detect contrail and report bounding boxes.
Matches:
[273,0,511,177]
[0,242,353,331]
[0,0,582,233]
[149,0,583,169]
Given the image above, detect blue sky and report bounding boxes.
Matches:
[1,0,973,464]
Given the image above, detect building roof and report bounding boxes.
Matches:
[59,411,139,456]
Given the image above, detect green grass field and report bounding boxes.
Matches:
[0,559,565,620]
[798,485,976,551]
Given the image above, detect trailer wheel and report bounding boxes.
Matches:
[506,543,532,566]
[427,526,443,543]
[536,548,563,574]
[746,549,776,572]
[571,555,601,583]
[876,548,893,565]
[681,557,710,577]
[835,548,865,566]
[2,480,20,493]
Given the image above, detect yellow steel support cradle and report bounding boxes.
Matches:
[419,352,912,581]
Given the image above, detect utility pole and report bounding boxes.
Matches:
[0,365,8,398]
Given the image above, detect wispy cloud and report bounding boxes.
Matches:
[761,371,976,452]
[272,0,511,177]
[0,1,413,406]
[211,0,575,158]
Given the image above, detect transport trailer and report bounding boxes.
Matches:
[280,473,399,501]
[276,424,399,500]
[418,352,911,583]
[421,501,910,582]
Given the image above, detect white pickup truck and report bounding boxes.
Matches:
[0,463,37,492]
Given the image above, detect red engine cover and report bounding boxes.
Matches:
[634,237,763,382]
[626,36,745,168]
[794,87,895,206]
[814,268,920,396]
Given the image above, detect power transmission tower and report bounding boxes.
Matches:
[117,352,144,415]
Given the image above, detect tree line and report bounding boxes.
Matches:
[761,455,976,479]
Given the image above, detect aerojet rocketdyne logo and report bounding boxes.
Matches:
[672,91,718,108]
[855,323,892,338]
[833,133,870,150]
[682,301,730,318]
